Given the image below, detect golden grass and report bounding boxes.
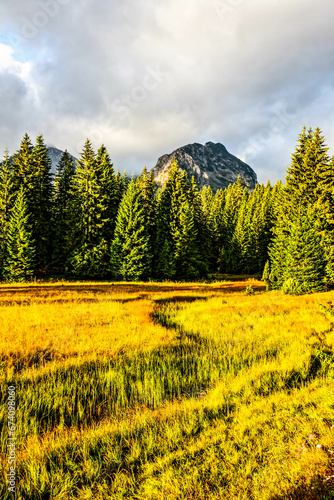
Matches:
[0,279,333,499]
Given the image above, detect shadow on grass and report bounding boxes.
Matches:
[270,477,334,500]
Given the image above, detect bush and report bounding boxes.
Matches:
[245,285,254,295]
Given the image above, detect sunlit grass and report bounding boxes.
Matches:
[0,279,333,499]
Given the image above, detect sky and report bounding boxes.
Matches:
[0,0,334,184]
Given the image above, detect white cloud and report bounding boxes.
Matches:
[1,0,334,182]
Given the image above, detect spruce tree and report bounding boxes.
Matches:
[172,200,202,280]
[154,160,207,280]
[188,177,210,277]
[136,167,156,260]
[282,205,325,294]
[11,134,53,270]
[0,150,14,279]
[31,134,53,269]
[262,260,271,290]
[11,133,34,194]
[68,140,110,277]
[52,150,76,272]
[154,160,186,279]
[3,188,35,282]
[111,179,151,280]
[95,145,118,243]
[219,177,247,273]
[211,188,226,271]
[269,127,332,292]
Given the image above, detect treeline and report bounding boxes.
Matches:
[0,133,279,282]
[1,128,333,291]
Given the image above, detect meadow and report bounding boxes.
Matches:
[1,278,334,499]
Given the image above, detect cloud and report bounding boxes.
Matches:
[1,0,334,182]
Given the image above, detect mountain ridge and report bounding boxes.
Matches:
[150,141,257,192]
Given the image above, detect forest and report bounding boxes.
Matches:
[0,126,332,293]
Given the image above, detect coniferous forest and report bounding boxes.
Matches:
[0,126,332,293]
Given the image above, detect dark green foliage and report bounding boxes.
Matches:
[0,150,14,279]
[67,140,112,277]
[11,133,53,270]
[95,145,118,242]
[52,150,76,272]
[11,133,34,194]
[269,127,332,293]
[31,134,54,268]
[111,179,151,280]
[154,161,207,280]
[136,167,156,257]
[3,188,35,282]
[281,206,325,294]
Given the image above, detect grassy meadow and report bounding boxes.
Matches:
[1,278,334,499]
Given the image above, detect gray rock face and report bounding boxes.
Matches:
[150,142,257,192]
[47,147,78,173]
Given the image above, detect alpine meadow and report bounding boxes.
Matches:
[0,126,334,499]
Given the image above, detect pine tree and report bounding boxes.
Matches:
[11,133,34,194]
[211,188,226,271]
[30,134,53,269]
[95,145,118,243]
[111,179,151,280]
[219,177,247,273]
[52,150,76,272]
[262,260,271,290]
[3,188,35,282]
[200,185,217,272]
[154,160,207,279]
[68,140,111,277]
[269,127,332,292]
[172,199,202,280]
[154,160,186,278]
[282,205,325,294]
[11,133,53,270]
[0,150,14,279]
[188,177,210,277]
[136,167,156,259]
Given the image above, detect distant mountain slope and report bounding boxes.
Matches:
[7,147,78,174]
[46,147,78,172]
[150,141,257,191]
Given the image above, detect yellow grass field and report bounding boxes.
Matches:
[1,279,334,499]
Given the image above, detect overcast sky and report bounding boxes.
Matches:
[0,0,334,183]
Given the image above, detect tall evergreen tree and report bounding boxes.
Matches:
[52,150,76,272]
[219,177,247,273]
[269,127,333,292]
[0,150,14,279]
[282,205,326,294]
[172,199,202,280]
[111,179,151,280]
[11,133,53,269]
[154,160,207,279]
[3,188,35,282]
[95,145,118,243]
[11,133,34,194]
[188,177,210,277]
[136,167,156,260]
[30,134,53,268]
[68,140,110,277]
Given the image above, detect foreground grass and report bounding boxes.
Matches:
[0,279,334,499]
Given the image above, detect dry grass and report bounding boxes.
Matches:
[0,279,333,499]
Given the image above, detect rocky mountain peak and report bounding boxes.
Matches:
[150,141,257,192]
